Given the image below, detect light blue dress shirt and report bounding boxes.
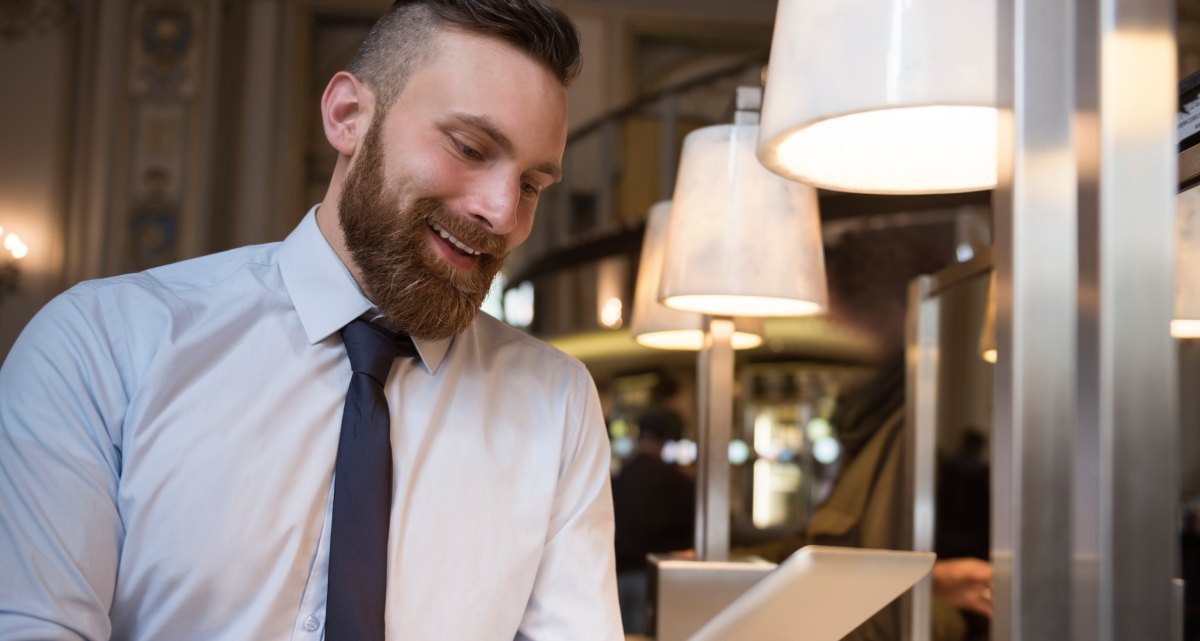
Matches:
[0,208,622,641]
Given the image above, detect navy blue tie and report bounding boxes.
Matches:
[326,319,416,641]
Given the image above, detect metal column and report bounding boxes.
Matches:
[695,316,735,562]
[994,0,1078,636]
[1080,0,1178,639]
[995,0,1179,639]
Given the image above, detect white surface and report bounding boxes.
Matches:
[688,546,936,641]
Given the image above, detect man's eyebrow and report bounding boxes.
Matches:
[449,112,562,182]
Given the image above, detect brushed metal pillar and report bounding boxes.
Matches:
[996,0,1179,639]
[695,316,735,562]
[902,275,940,641]
[994,0,1078,637]
[1079,0,1178,639]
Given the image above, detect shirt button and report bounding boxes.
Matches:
[303,616,320,632]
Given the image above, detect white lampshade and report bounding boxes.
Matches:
[757,0,997,195]
[1175,188,1200,339]
[659,122,827,317]
[630,201,765,350]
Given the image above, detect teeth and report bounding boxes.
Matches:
[429,221,481,256]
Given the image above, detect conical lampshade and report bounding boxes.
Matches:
[659,118,827,317]
[630,201,765,350]
[1175,188,1200,338]
[757,0,997,194]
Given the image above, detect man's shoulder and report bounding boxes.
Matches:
[140,240,283,294]
[63,241,282,301]
[466,312,593,382]
[25,241,287,348]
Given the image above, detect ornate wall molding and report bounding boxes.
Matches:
[125,0,204,270]
[0,0,74,40]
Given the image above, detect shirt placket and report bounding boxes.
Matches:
[291,481,335,640]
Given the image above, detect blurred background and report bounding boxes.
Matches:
[0,1,1199,637]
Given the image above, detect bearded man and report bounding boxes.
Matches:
[0,2,622,640]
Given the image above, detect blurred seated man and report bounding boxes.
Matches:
[612,408,696,634]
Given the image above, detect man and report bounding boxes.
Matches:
[0,1,622,640]
[611,408,694,633]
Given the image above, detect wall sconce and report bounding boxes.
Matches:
[0,223,28,302]
[658,87,827,561]
[756,0,997,194]
[1176,188,1200,338]
[629,201,764,351]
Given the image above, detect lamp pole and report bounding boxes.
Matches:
[694,315,735,561]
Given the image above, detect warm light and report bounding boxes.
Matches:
[634,329,764,351]
[757,0,996,194]
[752,459,772,528]
[4,233,20,251]
[663,295,821,318]
[1172,320,1200,339]
[982,349,998,363]
[630,201,765,350]
[11,243,28,260]
[659,117,827,317]
[765,106,998,194]
[600,297,623,328]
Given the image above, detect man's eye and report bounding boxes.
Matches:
[521,182,540,196]
[457,141,483,160]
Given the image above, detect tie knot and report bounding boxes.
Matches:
[341,319,415,384]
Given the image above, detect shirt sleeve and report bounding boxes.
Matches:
[0,286,127,641]
[515,367,623,641]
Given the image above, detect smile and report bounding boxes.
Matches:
[427,220,483,257]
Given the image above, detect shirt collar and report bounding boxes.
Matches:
[277,205,452,374]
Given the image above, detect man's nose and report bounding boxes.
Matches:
[465,172,521,236]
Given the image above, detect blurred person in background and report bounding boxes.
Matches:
[612,407,696,634]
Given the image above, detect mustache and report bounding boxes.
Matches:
[408,198,507,258]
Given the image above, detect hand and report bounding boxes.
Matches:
[930,557,993,618]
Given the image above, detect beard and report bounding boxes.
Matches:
[337,116,507,341]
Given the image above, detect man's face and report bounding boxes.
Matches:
[338,29,568,340]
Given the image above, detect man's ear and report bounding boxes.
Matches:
[321,71,375,157]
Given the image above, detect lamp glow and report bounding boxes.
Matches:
[758,0,997,194]
[659,121,827,317]
[630,201,764,350]
[1172,320,1200,338]
[769,106,997,194]
[600,297,623,329]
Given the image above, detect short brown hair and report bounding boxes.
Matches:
[347,0,582,110]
